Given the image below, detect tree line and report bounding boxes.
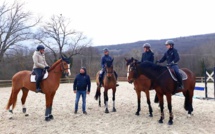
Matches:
[0,1,215,80]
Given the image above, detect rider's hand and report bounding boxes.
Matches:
[45,66,50,70]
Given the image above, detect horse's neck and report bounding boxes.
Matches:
[49,63,62,81]
[138,66,164,80]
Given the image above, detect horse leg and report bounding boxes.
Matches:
[104,90,109,113]
[21,88,29,117]
[112,88,116,112]
[135,90,141,116]
[183,90,194,117]
[45,94,52,121]
[6,88,20,119]
[157,94,164,123]
[145,90,153,117]
[48,92,56,120]
[166,94,173,125]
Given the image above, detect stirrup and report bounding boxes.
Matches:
[36,88,42,93]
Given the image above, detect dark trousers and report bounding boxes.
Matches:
[34,68,44,89]
[171,65,182,86]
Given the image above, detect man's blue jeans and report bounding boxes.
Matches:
[75,90,87,112]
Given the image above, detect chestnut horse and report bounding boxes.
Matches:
[126,57,195,125]
[125,58,159,116]
[6,56,71,121]
[94,59,117,113]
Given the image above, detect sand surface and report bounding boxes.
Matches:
[0,82,215,134]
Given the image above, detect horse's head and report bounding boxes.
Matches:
[105,58,114,78]
[60,55,71,77]
[125,57,139,83]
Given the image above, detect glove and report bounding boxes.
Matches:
[155,60,160,64]
[45,66,50,70]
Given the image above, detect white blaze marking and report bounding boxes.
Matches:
[127,65,130,79]
[68,64,71,76]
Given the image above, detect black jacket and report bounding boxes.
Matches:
[101,55,113,68]
[73,73,91,92]
[159,48,180,64]
[141,51,154,62]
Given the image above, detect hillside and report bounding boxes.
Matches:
[95,33,215,55]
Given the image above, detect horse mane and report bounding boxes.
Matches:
[106,60,113,67]
[49,59,62,72]
[138,61,166,74]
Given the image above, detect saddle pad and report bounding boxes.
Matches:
[167,68,188,81]
[30,70,48,82]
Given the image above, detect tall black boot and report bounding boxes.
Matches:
[36,81,42,93]
[114,71,119,87]
[99,76,103,87]
[176,73,183,90]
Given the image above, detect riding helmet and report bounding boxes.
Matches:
[165,40,174,47]
[143,43,151,48]
[37,45,45,51]
[103,48,109,52]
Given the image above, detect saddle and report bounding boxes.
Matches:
[30,70,49,82]
[167,67,187,81]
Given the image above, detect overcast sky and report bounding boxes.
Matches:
[3,0,215,46]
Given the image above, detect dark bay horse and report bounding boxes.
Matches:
[125,58,158,116]
[126,57,195,125]
[94,59,117,113]
[6,56,71,121]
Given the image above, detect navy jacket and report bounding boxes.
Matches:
[141,51,154,62]
[101,55,113,68]
[73,73,91,92]
[159,48,180,64]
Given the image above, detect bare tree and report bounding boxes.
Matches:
[34,14,91,62]
[0,1,40,63]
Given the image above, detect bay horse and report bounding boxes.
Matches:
[126,57,195,125]
[6,56,71,121]
[94,59,117,113]
[125,58,158,116]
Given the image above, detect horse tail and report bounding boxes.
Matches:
[94,87,101,100]
[184,90,189,111]
[6,90,17,110]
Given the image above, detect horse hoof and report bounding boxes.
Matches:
[45,117,51,121]
[105,109,109,113]
[9,117,13,120]
[168,120,173,125]
[158,119,163,123]
[22,108,26,113]
[49,115,54,120]
[112,108,116,112]
[25,114,29,116]
[149,114,153,117]
[135,112,139,116]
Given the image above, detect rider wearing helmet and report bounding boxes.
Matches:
[99,48,119,87]
[141,43,154,62]
[157,40,184,92]
[32,45,50,93]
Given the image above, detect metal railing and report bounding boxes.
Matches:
[0,77,205,88]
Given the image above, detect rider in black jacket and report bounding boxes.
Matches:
[157,40,184,90]
[141,43,154,63]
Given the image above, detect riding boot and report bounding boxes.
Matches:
[36,81,42,93]
[114,71,119,87]
[176,72,184,90]
[99,76,103,87]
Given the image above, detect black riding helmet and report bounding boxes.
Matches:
[37,45,45,51]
